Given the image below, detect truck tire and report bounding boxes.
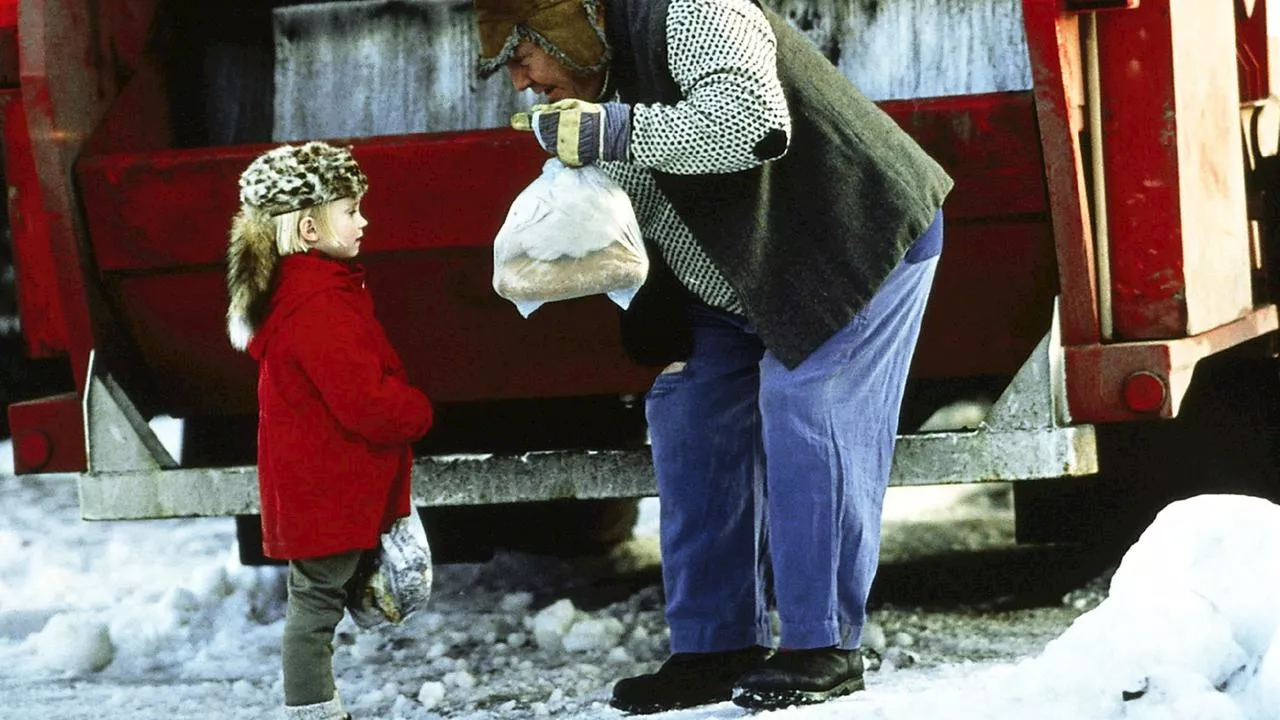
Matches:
[1014,348,1280,549]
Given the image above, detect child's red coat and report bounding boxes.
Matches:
[247,251,433,559]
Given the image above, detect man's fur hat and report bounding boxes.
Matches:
[474,0,609,79]
[226,141,368,351]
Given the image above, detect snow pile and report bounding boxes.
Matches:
[1029,494,1280,719]
[916,398,992,432]
[9,543,287,679]
[824,494,1280,720]
[30,612,114,674]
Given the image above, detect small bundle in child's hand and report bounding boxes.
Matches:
[346,511,433,628]
[492,158,647,317]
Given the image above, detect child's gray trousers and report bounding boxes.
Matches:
[283,550,365,706]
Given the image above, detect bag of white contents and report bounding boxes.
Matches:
[492,158,647,317]
[346,511,433,628]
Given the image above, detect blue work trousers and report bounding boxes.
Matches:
[646,219,940,653]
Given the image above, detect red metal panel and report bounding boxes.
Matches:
[78,54,171,157]
[8,392,84,473]
[106,261,657,413]
[79,91,1054,398]
[0,0,17,88]
[1096,0,1186,338]
[1065,304,1279,421]
[911,220,1058,379]
[103,272,258,415]
[1022,0,1101,346]
[1236,0,1272,103]
[883,91,1058,378]
[79,129,549,273]
[1,90,66,357]
[5,0,165,475]
[881,92,1048,222]
[13,0,166,386]
[370,257,658,401]
[106,228,1055,410]
[1098,1,1252,340]
[81,93,1046,270]
[1063,0,1139,9]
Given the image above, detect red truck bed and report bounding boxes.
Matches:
[74,92,1054,418]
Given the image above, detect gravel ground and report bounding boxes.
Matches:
[865,484,1110,672]
[1,478,1115,719]
[355,482,1115,716]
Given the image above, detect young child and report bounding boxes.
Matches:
[226,141,434,720]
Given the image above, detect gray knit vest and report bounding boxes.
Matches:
[606,0,953,368]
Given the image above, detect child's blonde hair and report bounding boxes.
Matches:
[273,200,348,257]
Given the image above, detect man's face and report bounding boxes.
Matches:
[504,39,605,102]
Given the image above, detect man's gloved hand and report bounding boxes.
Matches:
[511,99,631,167]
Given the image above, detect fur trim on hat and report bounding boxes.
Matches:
[238,141,368,217]
[226,204,278,351]
[475,0,610,79]
[227,141,368,350]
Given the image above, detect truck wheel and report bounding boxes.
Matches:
[1014,349,1280,549]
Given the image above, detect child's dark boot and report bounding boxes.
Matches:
[609,645,772,714]
[731,646,865,710]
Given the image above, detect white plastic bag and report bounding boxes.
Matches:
[346,511,433,628]
[492,158,647,317]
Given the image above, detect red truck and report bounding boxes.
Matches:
[3,0,1278,560]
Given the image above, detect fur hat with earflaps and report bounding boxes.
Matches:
[226,141,369,351]
[474,0,609,79]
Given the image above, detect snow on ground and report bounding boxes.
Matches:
[4,418,1280,719]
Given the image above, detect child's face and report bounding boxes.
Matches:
[309,197,367,259]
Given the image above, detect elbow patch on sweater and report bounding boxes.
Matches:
[753,129,788,161]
